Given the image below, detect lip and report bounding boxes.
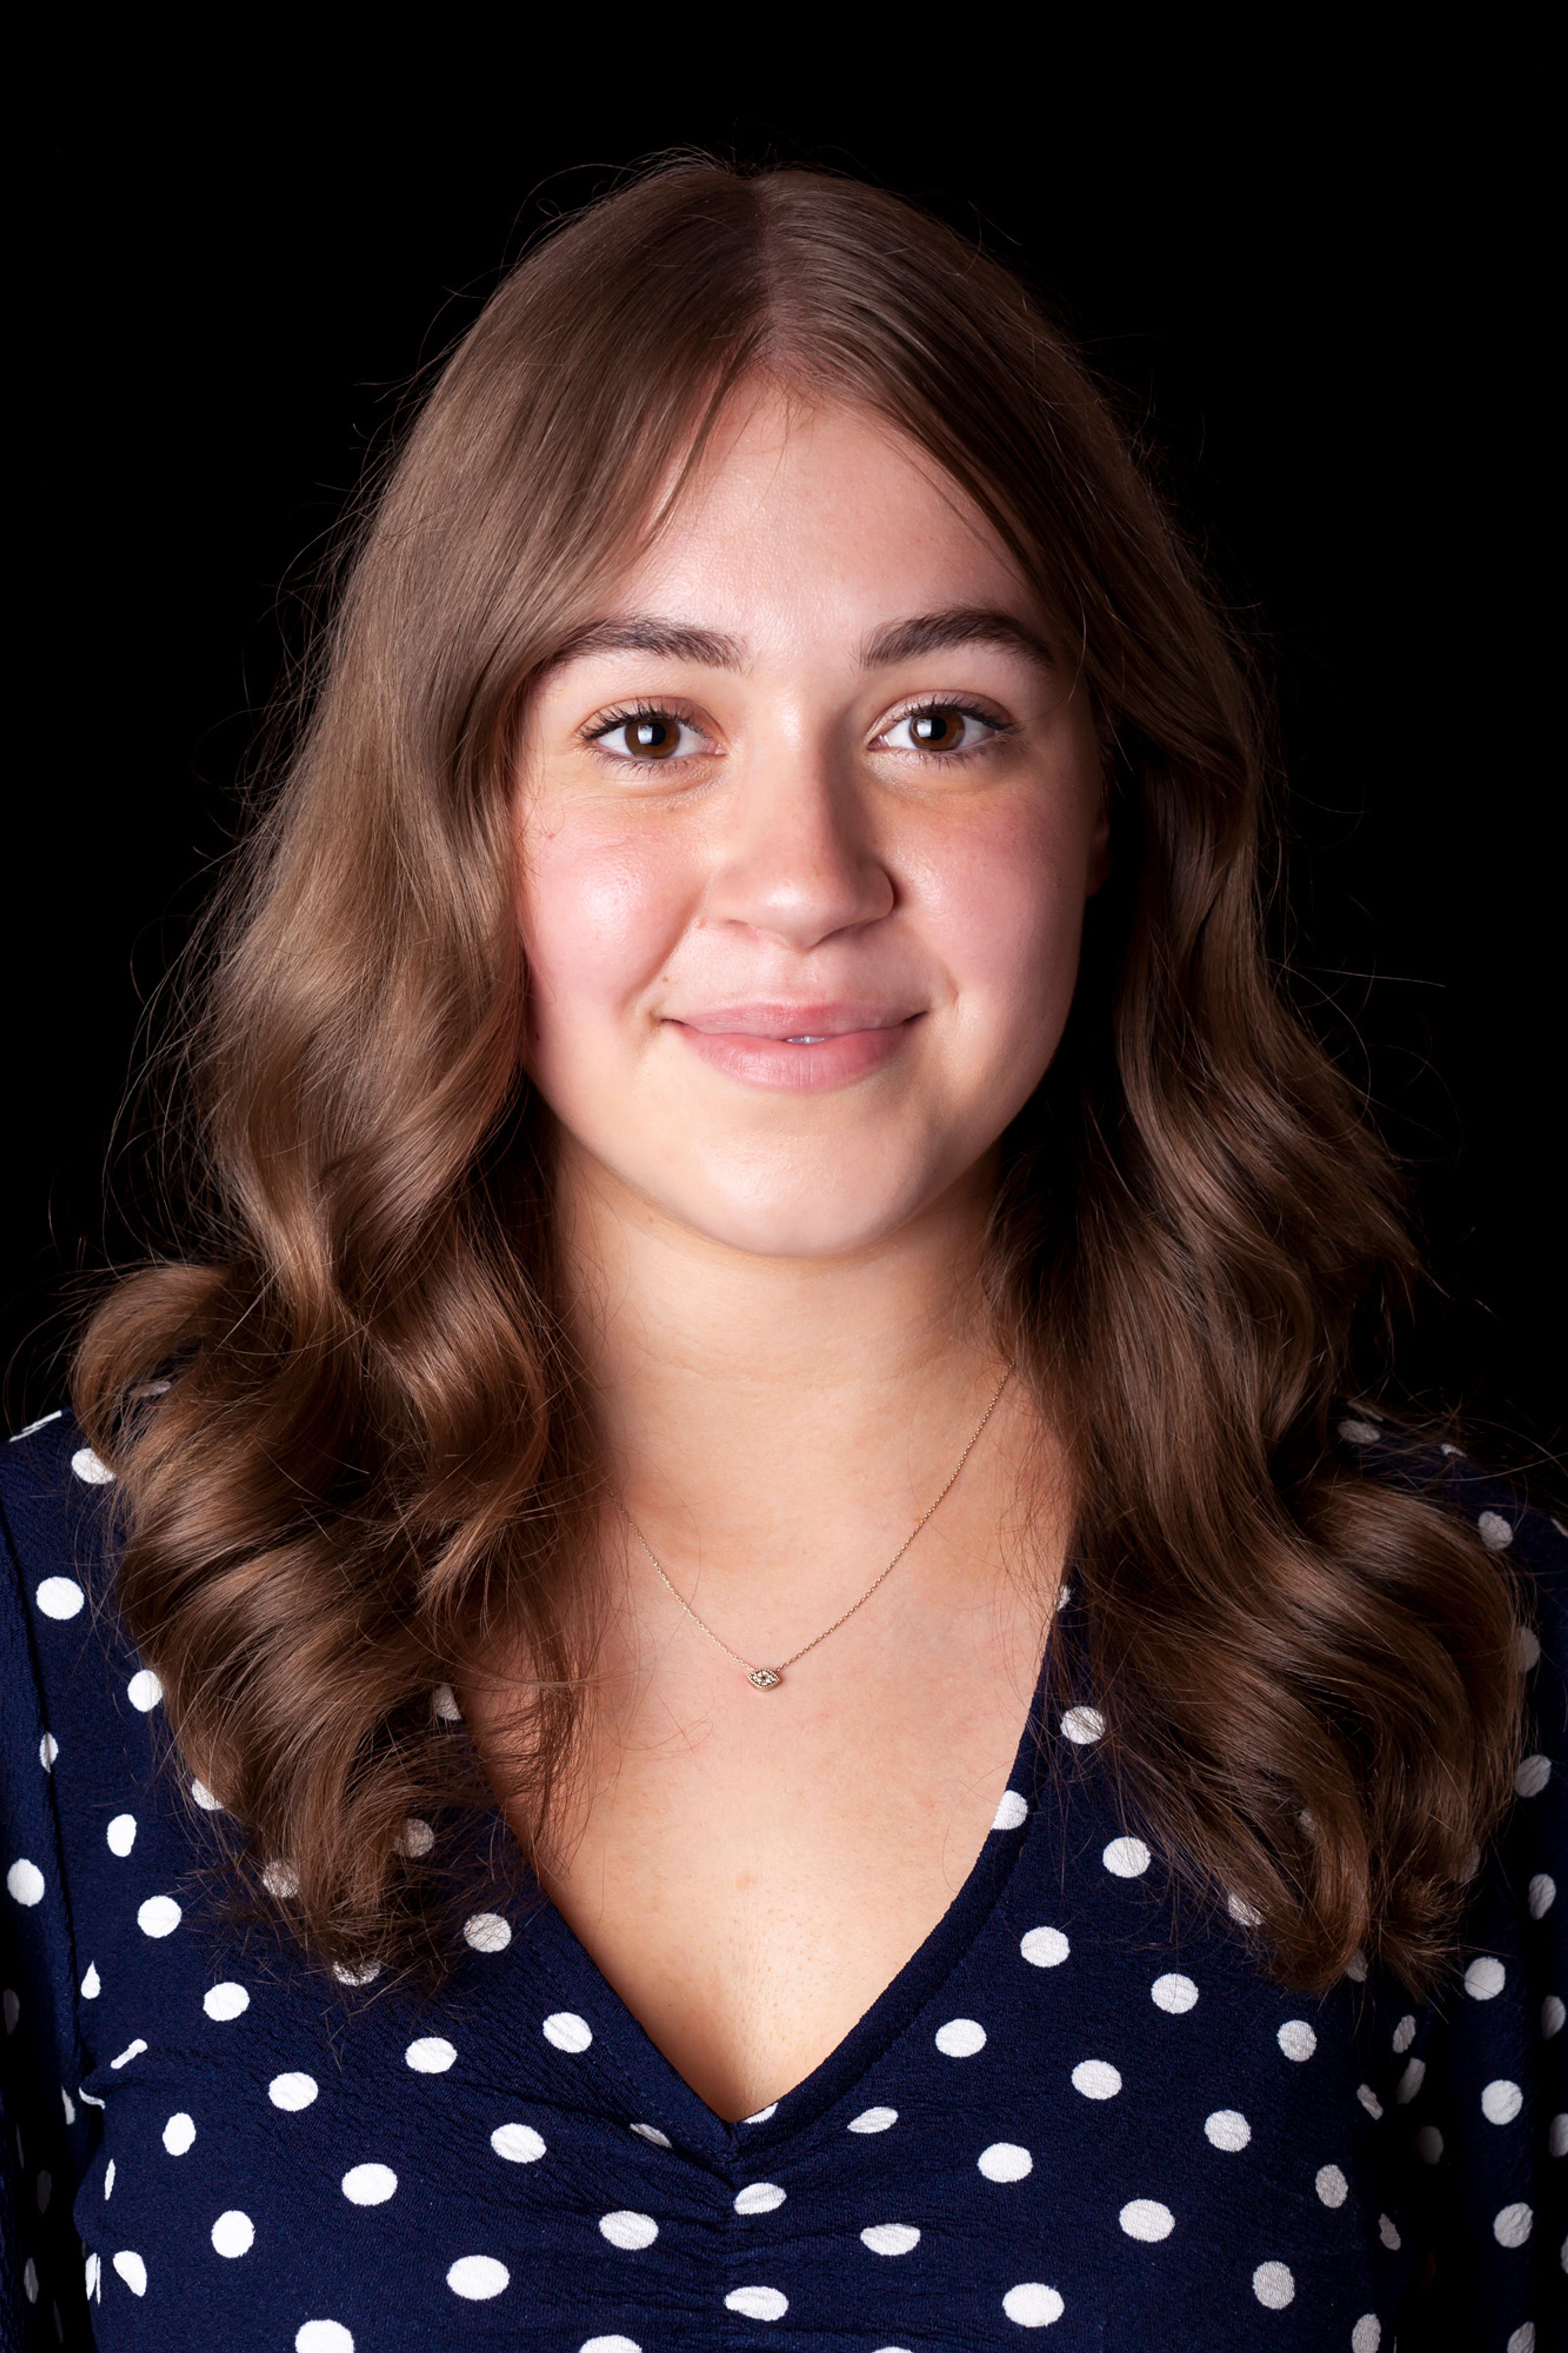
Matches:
[665,1004,922,1091]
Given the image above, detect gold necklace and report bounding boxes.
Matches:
[622,1371,1011,1690]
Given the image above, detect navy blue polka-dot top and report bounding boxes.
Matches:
[2,1410,1564,2351]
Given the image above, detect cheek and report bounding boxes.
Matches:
[517,817,684,1024]
[913,798,1091,1046]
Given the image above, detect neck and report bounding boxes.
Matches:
[554,1131,1025,1613]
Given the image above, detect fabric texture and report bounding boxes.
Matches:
[1,1407,1563,2352]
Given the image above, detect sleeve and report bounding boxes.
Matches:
[1396,1477,1568,2353]
[1,1452,98,2350]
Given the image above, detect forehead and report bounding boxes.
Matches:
[602,388,1036,649]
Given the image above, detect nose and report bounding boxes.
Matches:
[701,744,895,951]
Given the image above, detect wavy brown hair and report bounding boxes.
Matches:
[74,159,1524,1994]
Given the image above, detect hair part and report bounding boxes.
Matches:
[74,158,1524,1994]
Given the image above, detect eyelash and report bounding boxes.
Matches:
[581,696,1016,767]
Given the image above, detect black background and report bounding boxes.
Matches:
[7,60,1559,1468]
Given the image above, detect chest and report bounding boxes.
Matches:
[495,1582,1048,2120]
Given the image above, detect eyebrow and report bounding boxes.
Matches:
[544,605,1052,678]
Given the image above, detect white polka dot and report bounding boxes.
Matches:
[1465,1956,1506,2000]
[848,2106,898,2132]
[1020,1927,1069,1968]
[36,1575,86,1621]
[1550,2114,1568,2157]
[1544,1995,1566,2037]
[106,1814,137,1857]
[992,1789,1029,1830]
[1414,2126,1443,2163]
[1481,2079,1522,2126]
[492,2123,546,2162]
[1519,1625,1542,1670]
[861,2224,920,2255]
[724,2286,788,2320]
[6,1860,45,1907]
[1338,1418,1381,1445]
[1478,1510,1514,1551]
[162,2112,196,2153]
[629,2122,670,2147]
[342,2164,397,2205]
[978,2142,1033,2181]
[111,2250,147,2296]
[543,2011,592,2053]
[1060,1706,1104,1744]
[261,1861,298,1900]
[296,2326,355,2353]
[1002,2281,1065,2326]
[463,1911,511,1954]
[269,2072,318,2110]
[1352,2319,1382,2352]
[39,1732,58,1771]
[1204,2110,1250,2150]
[1119,2199,1174,2241]
[212,2209,254,2257]
[599,2210,658,2250]
[1344,1949,1369,1982]
[137,1895,181,1938]
[2,1988,18,2030]
[742,2103,777,2123]
[191,1780,222,1811]
[447,2256,509,2299]
[432,1683,463,1721]
[1396,2058,1426,2104]
[1494,2201,1532,2248]
[1277,2018,1316,2061]
[71,1446,115,1485]
[1071,2060,1121,2100]
[405,2036,456,2072]
[580,2341,641,2353]
[1506,2326,1535,2353]
[1357,2083,1384,2119]
[935,2017,986,2057]
[76,1965,98,2007]
[1227,1892,1263,1928]
[1151,1972,1198,2013]
[126,1669,163,1713]
[1378,2212,1400,2250]
[22,2255,37,2301]
[1315,2163,1348,2206]
[202,1982,249,2022]
[1102,1836,1150,1878]
[734,2181,785,2214]
[332,1962,381,1987]
[1515,1753,1552,1798]
[1529,1873,1556,1918]
[399,1816,434,1856]
[1252,2261,1294,2308]
[1391,2014,1416,2053]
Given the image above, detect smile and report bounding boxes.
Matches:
[665,1006,921,1092]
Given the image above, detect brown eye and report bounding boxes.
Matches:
[624,715,682,758]
[882,704,996,755]
[909,707,968,752]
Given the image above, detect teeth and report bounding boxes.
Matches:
[785,1035,827,1044]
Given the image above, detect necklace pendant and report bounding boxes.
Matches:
[747,1666,783,1691]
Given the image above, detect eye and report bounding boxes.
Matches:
[878,703,1001,755]
[589,708,708,763]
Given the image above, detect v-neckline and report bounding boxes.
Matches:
[484,1612,1067,2168]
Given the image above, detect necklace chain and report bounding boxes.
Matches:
[621,1369,1012,1690]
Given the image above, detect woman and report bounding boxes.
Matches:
[1,161,1560,2352]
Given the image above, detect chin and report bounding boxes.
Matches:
[648,1153,964,1263]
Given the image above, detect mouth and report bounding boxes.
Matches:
[664,1004,922,1091]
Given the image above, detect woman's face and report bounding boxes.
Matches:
[516,389,1108,1260]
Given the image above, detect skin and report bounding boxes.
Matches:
[463,386,1109,2121]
